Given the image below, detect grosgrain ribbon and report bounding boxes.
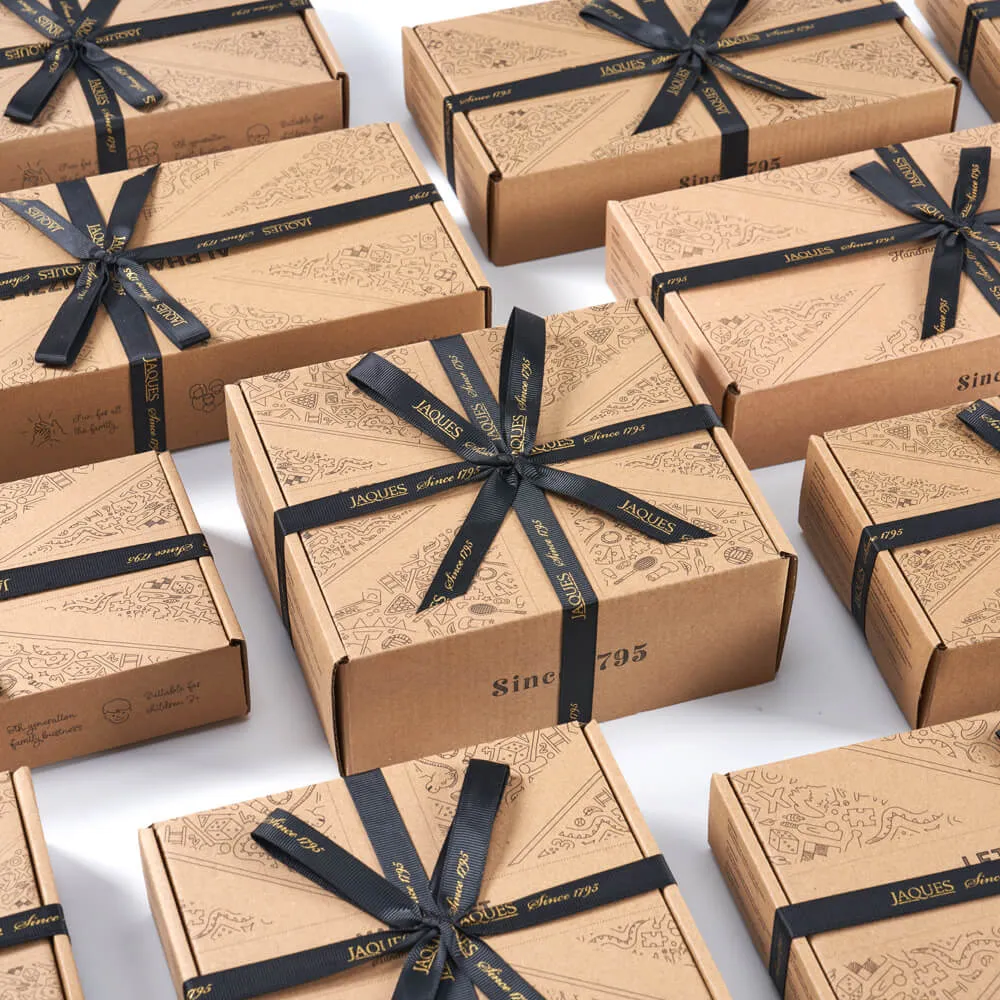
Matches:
[0,532,209,602]
[850,399,1000,631]
[960,2,1000,74]
[653,144,1000,341]
[273,306,721,725]
[182,758,676,1000]
[0,0,312,173]
[0,172,442,451]
[0,904,68,949]
[441,0,903,187]
[769,858,1000,996]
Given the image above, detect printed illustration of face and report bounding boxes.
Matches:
[103,699,132,725]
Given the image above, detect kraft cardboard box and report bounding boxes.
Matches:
[918,0,1000,119]
[709,711,1000,1000]
[142,720,731,1000]
[608,125,1000,468]
[0,0,348,191]
[403,0,958,265]
[0,450,248,769]
[0,123,490,483]
[227,298,797,775]
[0,767,83,1000]
[799,399,1000,729]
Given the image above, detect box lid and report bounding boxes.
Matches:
[414,0,947,177]
[0,0,331,161]
[0,451,230,699]
[150,722,719,999]
[823,397,1000,649]
[239,300,784,661]
[727,712,1000,995]
[619,125,1000,394]
[0,124,482,389]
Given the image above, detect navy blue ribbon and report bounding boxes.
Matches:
[182,758,675,1000]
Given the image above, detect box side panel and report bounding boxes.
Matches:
[919,638,1000,727]
[13,768,85,1000]
[708,774,837,1000]
[0,647,247,769]
[140,825,199,996]
[798,436,939,726]
[402,26,449,171]
[226,383,347,761]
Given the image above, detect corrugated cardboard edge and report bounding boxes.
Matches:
[798,434,942,725]
[897,12,962,127]
[707,772,836,1000]
[12,768,85,1000]
[140,825,199,995]
[304,8,351,126]
[584,723,731,1000]
[157,451,250,715]
[640,298,797,670]
[225,383,350,766]
[387,122,492,323]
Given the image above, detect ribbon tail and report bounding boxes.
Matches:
[690,0,749,43]
[74,61,129,173]
[5,45,73,122]
[82,42,162,109]
[921,235,964,338]
[499,306,546,454]
[0,194,100,257]
[417,470,517,613]
[392,936,447,1000]
[578,0,682,48]
[963,246,1000,325]
[634,54,693,134]
[116,258,209,348]
[531,465,714,542]
[708,53,818,100]
[433,759,508,920]
[35,262,107,366]
[450,935,547,1000]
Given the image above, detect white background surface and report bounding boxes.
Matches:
[27,2,995,997]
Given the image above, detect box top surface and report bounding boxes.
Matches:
[822,397,1000,648]
[414,0,947,177]
[152,722,715,999]
[0,0,331,151]
[0,451,230,698]
[619,125,1000,393]
[0,124,481,389]
[0,770,63,998]
[728,712,1000,996]
[239,300,783,661]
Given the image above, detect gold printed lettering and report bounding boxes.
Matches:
[413,399,463,440]
[617,500,676,536]
[889,880,955,907]
[784,246,834,264]
[262,216,312,236]
[348,483,409,509]
[186,986,213,1000]
[0,579,9,593]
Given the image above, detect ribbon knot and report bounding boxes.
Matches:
[3,0,163,127]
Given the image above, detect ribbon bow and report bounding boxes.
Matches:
[183,758,675,1000]
[1,164,206,366]
[851,145,1000,340]
[3,0,161,124]
[580,0,818,136]
[275,307,720,723]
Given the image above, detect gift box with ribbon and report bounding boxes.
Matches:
[710,710,1000,1000]
[403,0,958,265]
[608,124,1000,468]
[0,0,347,191]
[800,396,1000,728]
[0,767,81,1000]
[0,123,490,482]
[0,450,248,769]
[227,298,796,774]
[142,720,731,1000]
[918,0,1000,119]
